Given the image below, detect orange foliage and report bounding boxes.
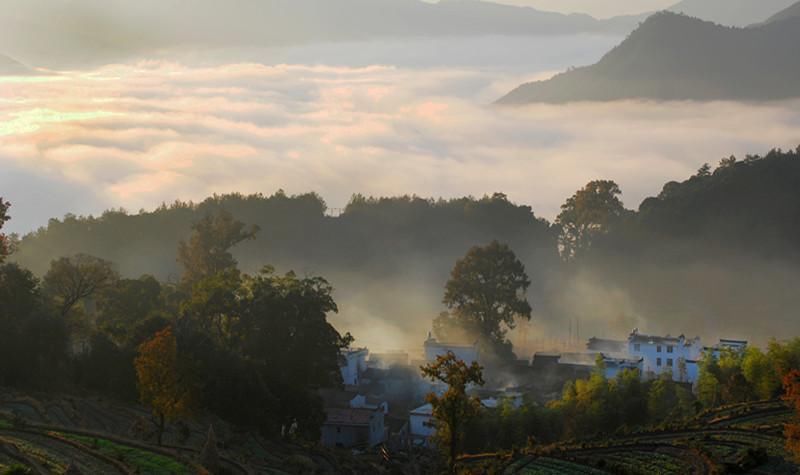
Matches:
[782,369,800,460]
[134,327,194,444]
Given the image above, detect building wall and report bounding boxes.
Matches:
[424,341,479,364]
[628,337,702,383]
[409,406,435,446]
[321,425,367,448]
[369,413,386,447]
[340,350,368,386]
[321,412,386,448]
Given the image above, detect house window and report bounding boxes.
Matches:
[656,358,662,366]
[657,345,662,353]
[667,345,674,353]
[667,358,673,367]
[634,344,640,352]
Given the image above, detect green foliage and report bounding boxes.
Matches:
[421,352,485,473]
[96,275,167,347]
[43,253,118,317]
[695,339,800,409]
[1,465,31,475]
[177,209,258,285]
[0,263,67,388]
[556,180,627,260]
[59,433,189,474]
[0,198,9,263]
[441,241,531,361]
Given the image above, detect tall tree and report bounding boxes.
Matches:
[0,198,9,263]
[556,180,626,260]
[783,369,800,461]
[43,254,118,317]
[135,327,194,446]
[97,275,164,346]
[441,241,531,359]
[177,209,258,285]
[421,352,485,474]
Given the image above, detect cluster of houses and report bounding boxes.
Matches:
[583,328,747,384]
[320,334,519,450]
[320,327,748,451]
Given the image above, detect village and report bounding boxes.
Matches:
[320,328,749,451]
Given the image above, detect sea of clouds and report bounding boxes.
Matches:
[2,36,800,234]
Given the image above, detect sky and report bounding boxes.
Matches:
[2,38,799,235]
[476,0,675,17]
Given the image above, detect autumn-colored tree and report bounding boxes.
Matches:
[783,369,800,460]
[421,351,485,474]
[135,327,194,445]
[440,241,531,360]
[177,209,258,286]
[556,180,626,260]
[0,198,9,263]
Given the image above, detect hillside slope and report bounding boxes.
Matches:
[667,0,796,26]
[497,12,800,104]
[763,1,800,24]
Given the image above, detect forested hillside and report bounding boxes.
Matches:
[575,147,800,340]
[12,193,559,347]
[666,0,796,26]
[498,12,800,104]
[11,147,800,344]
[763,1,800,24]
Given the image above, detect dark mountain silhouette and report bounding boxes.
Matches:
[666,0,796,26]
[497,12,800,104]
[0,0,643,69]
[763,1,800,24]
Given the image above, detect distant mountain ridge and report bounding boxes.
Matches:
[763,1,800,24]
[666,0,797,26]
[0,0,644,69]
[497,11,800,104]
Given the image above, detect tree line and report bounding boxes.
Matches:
[0,207,352,444]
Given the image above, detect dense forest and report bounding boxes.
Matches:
[11,146,800,346]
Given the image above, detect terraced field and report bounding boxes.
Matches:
[501,400,799,475]
[0,389,387,474]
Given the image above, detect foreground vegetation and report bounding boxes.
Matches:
[461,399,797,474]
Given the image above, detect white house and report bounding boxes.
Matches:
[601,355,643,380]
[321,407,386,448]
[340,348,369,387]
[409,403,435,447]
[627,329,703,383]
[424,333,480,364]
[707,339,748,358]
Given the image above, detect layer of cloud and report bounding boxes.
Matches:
[2,57,800,236]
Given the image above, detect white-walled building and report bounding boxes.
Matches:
[321,407,386,448]
[601,355,643,380]
[707,339,748,358]
[424,333,480,364]
[340,348,369,386]
[627,329,702,383]
[409,403,435,446]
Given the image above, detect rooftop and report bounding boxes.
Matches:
[323,408,379,427]
[410,403,433,416]
[628,330,699,346]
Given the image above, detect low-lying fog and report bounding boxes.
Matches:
[3,35,799,235]
[3,35,800,355]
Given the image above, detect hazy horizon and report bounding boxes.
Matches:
[3,39,798,235]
